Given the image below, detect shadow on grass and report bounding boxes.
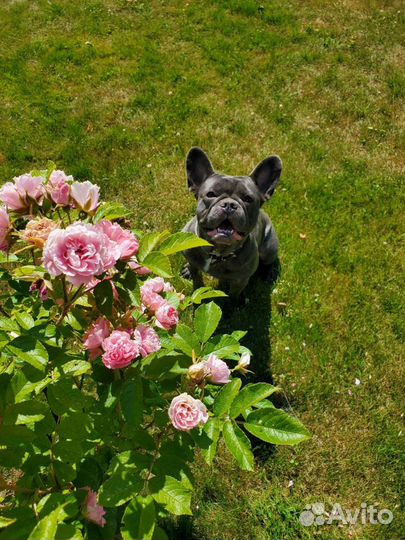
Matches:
[165,262,284,540]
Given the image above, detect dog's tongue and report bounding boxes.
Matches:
[207,221,243,241]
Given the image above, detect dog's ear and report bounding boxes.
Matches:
[250,156,282,201]
[186,147,214,197]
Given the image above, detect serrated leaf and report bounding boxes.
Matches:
[203,334,241,360]
[194,302,222,343]
[142,252,172,278]
[27,508,60,540]
[120,378,143,429]
[223,420,254,471]
[7,336,48,372]
[12,265,46,281]
[93,280,114,317]
[213,378,242,417]
[93,202,133,222]
[122,496,156,540]
[244,408,311,445]
[172,323,201,356]
[230,383,278,419]
[137,231,170,261]
[201,417,222,465]
[14,312,35,330]
[98,470,143,507]
[150,476,192,516]
[0,317,19,332]
[159,232,211,256]
[191,287,227,304]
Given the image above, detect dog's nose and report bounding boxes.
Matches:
[220,200,238,214]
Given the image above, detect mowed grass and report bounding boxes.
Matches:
[1,0,404,538]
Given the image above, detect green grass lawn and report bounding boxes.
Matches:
[1,0,404,538]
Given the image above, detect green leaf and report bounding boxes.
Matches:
[213,378,242,417]
[0,252,18,263]
[142,252,172,278]
[94,280,114,317]
[13,265,46,281]
[222,420,254,471]
[159,232,211,256]
[93,202,133,222]
[137,231,170,261]
[27,508,60,540]
[203,334,241,360]
[150,476,192,516]
[55,523,83,540]
[98,470,143,507]
[230,383,279,419]
[7,336,48,372]
[0,517,16,529]
[201,417,222,465]
[122,496,156,540]
[120,378,143,429]
[194,302,222,343]
[14,312,35,330]
[244,408,311,445]
[191,287,227,304]
[57,359,92,377]
[0,317,19,332]
[172,323,201,356]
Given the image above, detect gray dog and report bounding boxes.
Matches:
[182,147,282,298]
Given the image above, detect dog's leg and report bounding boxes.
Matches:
[181,262,204,289]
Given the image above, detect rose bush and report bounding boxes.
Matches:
[0,164,310,540]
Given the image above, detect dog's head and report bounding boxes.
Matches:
[186,147,282,247]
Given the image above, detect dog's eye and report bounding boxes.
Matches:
[206,191,217,198]
[242,195,253,203]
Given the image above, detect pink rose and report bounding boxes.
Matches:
[101,330,139,369]
[47,170,72,205]
[141,289,166,312]
[169,393,208,431]
[134,325,161,358]
[0,174,44,210]
[83,489,106,527]
[141,277,173,295]
[0,207,10,251]
[128,257,151,275]
[205,354,231,384]
[95,220,139,260]
[43,223,120,286]
[155,302,179,330]
[187,361,210,384]
[21,217,58,248]
[84,318,111,360]
[71,181,100,212]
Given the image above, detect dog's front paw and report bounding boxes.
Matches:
[181,262,193,281]
[259,259,281,286]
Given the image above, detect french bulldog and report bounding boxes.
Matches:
[182,147,282,298]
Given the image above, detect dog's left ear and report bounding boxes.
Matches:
[250,155,282,201]
[186,147,215,197]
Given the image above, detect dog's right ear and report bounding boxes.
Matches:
[186,147,214,197]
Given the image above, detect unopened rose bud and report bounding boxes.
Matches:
[188,361,210,384]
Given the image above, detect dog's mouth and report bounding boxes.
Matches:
[206,219,245,241]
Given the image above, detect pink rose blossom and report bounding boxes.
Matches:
[155,302,179,330]
[169,393,208,431]
[187,361,210,384]
[83,489,106,527]
[205,354,231,384]
[141,277,173,295]
[0,207,10,251]
[95,220,139,259]
[0,174,44,210]
[21,217,58,248]
[43,223,120,286]
[134,325,161,357]
[84,318,111,360]
[71,181,100,212]
[128,257,151,275]
[47,170,72,205]
[141,289,166,312]
[101,330,139,369]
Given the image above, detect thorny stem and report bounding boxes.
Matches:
[142,423,172,497]
[56,284,85,325]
